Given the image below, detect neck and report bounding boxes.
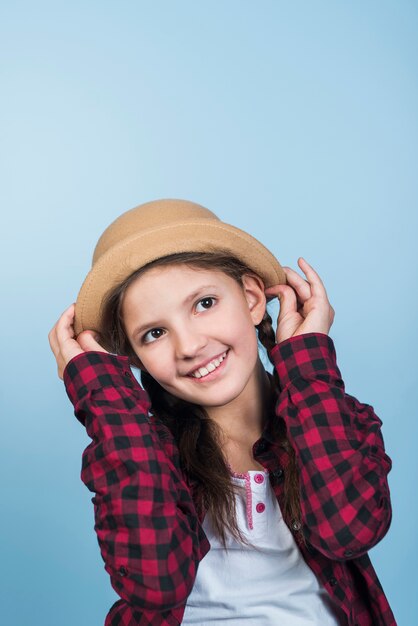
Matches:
[205,358,273,452]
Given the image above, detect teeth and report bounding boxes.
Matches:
[191,351,227,378]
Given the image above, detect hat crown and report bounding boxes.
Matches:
[92,198,219,265]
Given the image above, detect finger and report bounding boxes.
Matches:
[281,265,312,302]
[265,290,280,303]
[276,288,299,333]
[268,284,297,312]
[48,325,59,357]
[48,308,70,355]
[55,304,76,343]
[77,330,108,353]
[264,284,286,300]
[297,257,328,298]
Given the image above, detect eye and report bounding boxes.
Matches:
[141,297,217,344]
[142,328,165,344]
[196,296,216,312]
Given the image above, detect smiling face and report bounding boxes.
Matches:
[121,264,268,412]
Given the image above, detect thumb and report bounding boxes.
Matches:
[276,285,297,317]
[77,330,109,353]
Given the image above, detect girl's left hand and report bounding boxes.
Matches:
[48,303,109,380]
[264,257,335,345]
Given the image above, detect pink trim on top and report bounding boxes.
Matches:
[226,461,269,531]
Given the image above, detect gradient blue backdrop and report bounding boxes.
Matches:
[1,1,416,624]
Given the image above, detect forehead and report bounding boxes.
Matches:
[124,264,235,301]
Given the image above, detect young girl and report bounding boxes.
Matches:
[48,199,396,626]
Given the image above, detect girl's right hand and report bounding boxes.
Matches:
[48,303,109,380]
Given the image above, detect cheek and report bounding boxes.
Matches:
[220,314,259,366]
[143,359,170,382]
[142,343,176,386]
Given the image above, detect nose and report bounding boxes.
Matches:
[174,325,208,360]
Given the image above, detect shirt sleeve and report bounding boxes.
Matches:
[268,332,393,562]
[63,351,210,613]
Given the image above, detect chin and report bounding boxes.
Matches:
[191,379,249,408]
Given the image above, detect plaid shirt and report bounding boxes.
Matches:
[63,332,397,626]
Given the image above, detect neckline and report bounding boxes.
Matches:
[226,462,269,479]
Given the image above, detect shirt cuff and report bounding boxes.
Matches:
[267,332,339,389]
[63,351,147,408]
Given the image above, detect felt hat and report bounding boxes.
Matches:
[73,198,286,337]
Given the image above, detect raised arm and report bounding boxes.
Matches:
[63,351,210,613]
[268,332,393,562]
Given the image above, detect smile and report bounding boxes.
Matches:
[187,350,229,381]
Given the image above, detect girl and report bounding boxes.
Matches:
[48,199,396,626]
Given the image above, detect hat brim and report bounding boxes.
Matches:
[74,219,286,336]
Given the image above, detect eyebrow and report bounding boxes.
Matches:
[132,284,220,337]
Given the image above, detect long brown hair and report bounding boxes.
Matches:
[100,251,304,551]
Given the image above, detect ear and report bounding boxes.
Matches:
[241,273,267,326]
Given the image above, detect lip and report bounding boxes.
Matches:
[186,349,229,382]
[185,349,229,377]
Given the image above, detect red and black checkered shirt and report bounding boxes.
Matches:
[63,332,397,625]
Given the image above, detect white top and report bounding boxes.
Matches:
[182,468,348,625]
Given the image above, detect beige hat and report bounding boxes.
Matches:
[74,198,286,336]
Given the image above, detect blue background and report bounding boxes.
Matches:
[1,1,416,624]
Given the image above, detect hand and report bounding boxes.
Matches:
[265,257,335,344]
[48,303,109,380]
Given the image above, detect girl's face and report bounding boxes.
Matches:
[121,264,267,411]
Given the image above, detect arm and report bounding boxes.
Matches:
[269,332,393,562]
[63,350,210,612]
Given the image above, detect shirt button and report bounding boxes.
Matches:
[118,566,128,577]
[344,549,354,557]
[272,468,284,482]
[256,502,265,513]
[329,577,338,587]
[123,371,134,386]
[254,473,265,484]
[291,520,302,531]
